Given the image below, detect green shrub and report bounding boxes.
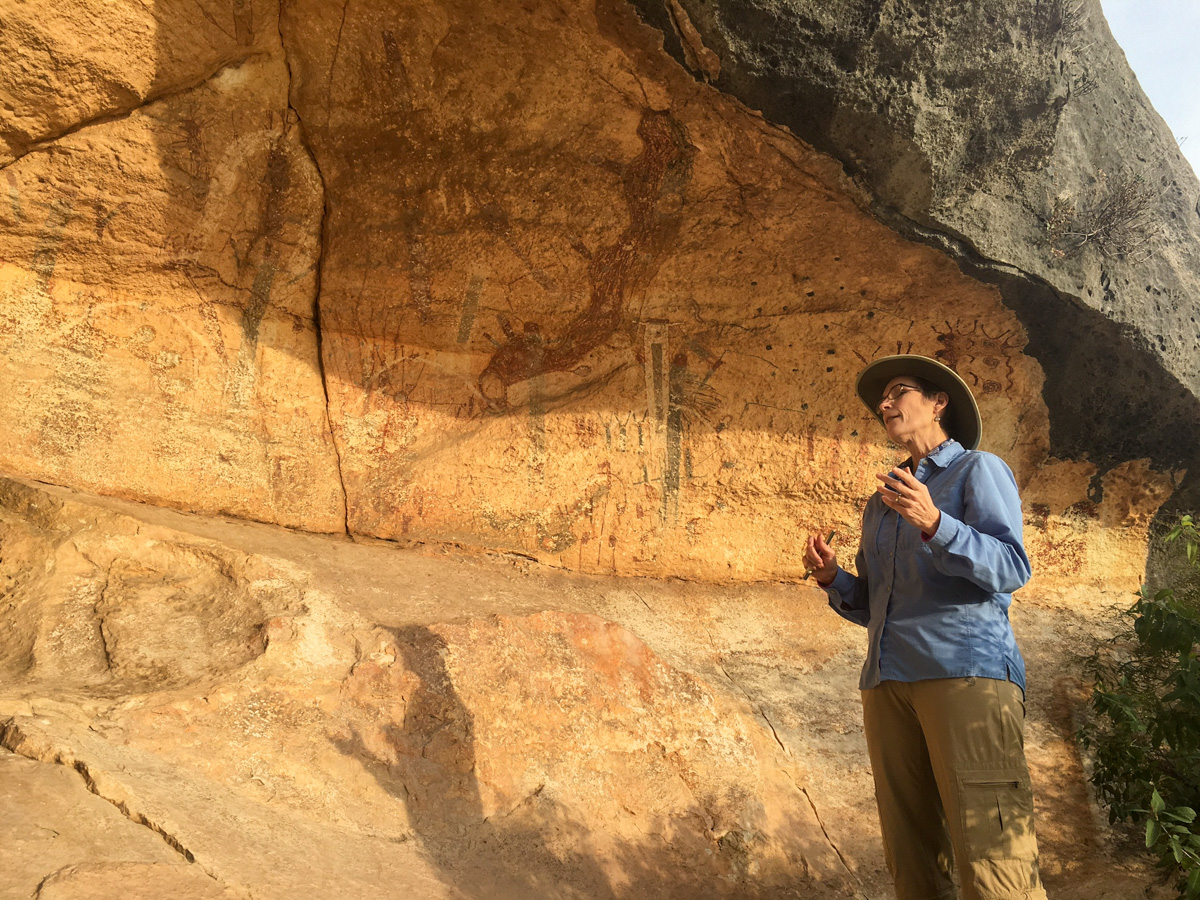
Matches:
[1081,515,1200,897]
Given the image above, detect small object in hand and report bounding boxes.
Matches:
[883,463,911,491]
[804,530,837,581]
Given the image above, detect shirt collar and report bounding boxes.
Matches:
[923,438,964,469]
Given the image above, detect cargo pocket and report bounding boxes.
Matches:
[958,769,1038,861]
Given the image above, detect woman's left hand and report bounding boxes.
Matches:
[876,467,942,535]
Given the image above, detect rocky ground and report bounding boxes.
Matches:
[0,473,1173,899]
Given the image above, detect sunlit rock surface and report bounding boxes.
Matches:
[1,0,1198,896]
[0,477,1172,898]
[0,4,343,530]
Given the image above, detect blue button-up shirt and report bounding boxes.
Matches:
[823,439,1032,693]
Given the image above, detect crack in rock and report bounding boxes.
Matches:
[274,2,351,536]
[714,657,867,893]
[697,626,870,896]
[0,52,269,173]
[698,621,788,755]
[785,767,870,899]
[0,719,198,867]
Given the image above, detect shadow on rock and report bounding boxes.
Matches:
[331,622,829,900]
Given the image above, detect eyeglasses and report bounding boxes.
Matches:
[877,384,922,414]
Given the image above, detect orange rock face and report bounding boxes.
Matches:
[0,5,343,531]
[0,2,1192,898]
[281,0,1054,578]
[0,481,852,898]
[328,612,843,894]
[0,0,1178,587]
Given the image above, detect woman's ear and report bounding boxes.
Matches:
[935,391,949,418]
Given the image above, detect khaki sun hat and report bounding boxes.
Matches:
[855,354,982,451]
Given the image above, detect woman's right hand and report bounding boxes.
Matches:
[804,532,838,583]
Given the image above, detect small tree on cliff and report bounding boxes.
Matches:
[1047,166,1163,263]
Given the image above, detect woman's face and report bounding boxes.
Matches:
[877,376,946,444]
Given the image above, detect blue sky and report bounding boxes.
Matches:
[1101,0,1200,176]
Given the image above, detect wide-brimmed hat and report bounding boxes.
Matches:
[855,354,982,451]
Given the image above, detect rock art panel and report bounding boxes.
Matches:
[278,0,1173,587]
[0,0,1183,585]
[0,0,1196,896]
[0,46,344,530]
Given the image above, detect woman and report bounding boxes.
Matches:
[804,354,1047,900]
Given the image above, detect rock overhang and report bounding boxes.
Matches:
[1,2,1197,895]
[628,0,1200,509]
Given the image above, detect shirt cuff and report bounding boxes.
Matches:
[921,514,941,542]
[925,511,962,549]
[822,567,857,595]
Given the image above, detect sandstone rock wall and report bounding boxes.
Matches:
[0,0,344,531]
[632,0,1200,500]
[1,0,1189,592]
[2,2,1198,897]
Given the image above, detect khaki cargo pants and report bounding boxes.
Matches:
[861,678,1048,900]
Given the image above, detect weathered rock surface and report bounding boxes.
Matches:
[2,0,1191,581]
[2,0,1199,897]
[33,863,244,900]
[0,475,1176,898]
[0,0,278,167]
[0,477,850,898]
[275,0,1181,585]
[0,3,344,531]
[0,747,203,900]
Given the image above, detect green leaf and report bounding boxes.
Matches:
[1186,867,1200,899]
[1080,512,1200,887]
[1148,818,1163,847]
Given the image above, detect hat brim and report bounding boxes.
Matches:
[855,355,982,451]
